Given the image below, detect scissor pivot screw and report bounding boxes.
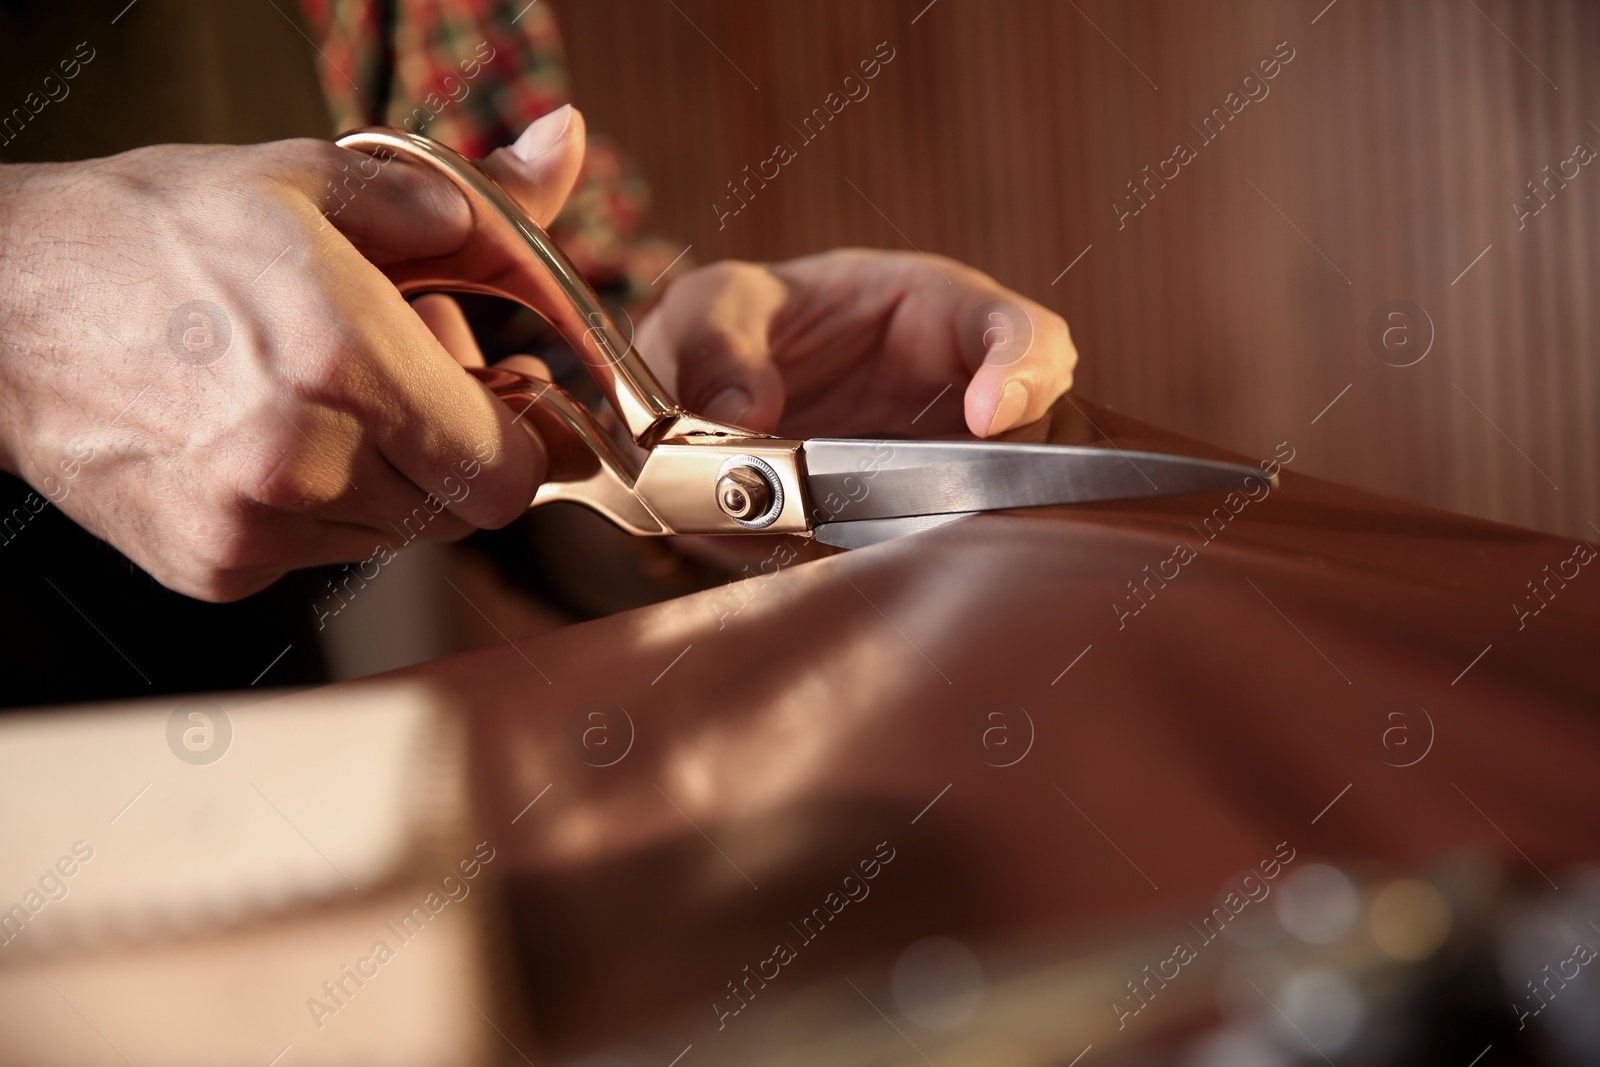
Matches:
[714,454,785,529]
[716,466,773,522]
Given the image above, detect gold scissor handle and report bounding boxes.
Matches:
[335,127,736,449]
[469,365,666,535]
[335,128,813,538]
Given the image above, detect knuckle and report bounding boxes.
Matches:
[292,329,368,403]
[1045,308,1073,342]
[691,259,758,285]
[889,248,952,275]
[1041,312,1077,369]
[670,259,767,304]
[822,247,877,270]
[239,440,344,514]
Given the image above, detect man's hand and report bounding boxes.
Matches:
[0,105,586,602]
[633,250,1077,440]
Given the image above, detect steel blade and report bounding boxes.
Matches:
[801,438,1275,526]
[813,511,977,549]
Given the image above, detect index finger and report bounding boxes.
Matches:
[310,249,549,532]
[957,291,1078,437]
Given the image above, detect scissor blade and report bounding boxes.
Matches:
[813,512,978,549]
[802,438,1274,532]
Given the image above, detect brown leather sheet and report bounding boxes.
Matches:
[351,396,1600,1051]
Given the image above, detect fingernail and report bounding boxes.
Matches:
[703,386,753,425]
[510,104,573,162]
[987,380,1031,435]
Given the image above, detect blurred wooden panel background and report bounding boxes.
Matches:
[556,0,1599,540]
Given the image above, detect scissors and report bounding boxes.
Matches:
[338,129,1276,550]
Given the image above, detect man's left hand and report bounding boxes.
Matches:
[634,248,1077,440]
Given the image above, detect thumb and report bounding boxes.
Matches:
[634,262,789,432]
[323,105,587,263]
[477,104,587,227]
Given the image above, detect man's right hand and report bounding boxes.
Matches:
[0,105,586,602]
